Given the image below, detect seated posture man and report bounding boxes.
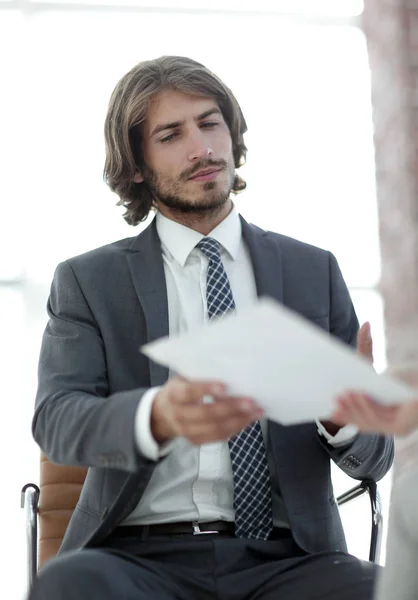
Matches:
[30,56,394,600]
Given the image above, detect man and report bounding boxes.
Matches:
[30,56,393,600]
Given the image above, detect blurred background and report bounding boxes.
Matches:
[2,0,415,597]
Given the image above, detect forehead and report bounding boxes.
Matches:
[143,89,221,134]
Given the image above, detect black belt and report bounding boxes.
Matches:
[109,521,292,539]
[111,520,235,538]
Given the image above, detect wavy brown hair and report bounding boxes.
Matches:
[104,56,248,225]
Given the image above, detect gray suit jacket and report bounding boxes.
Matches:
[33,216,394,555]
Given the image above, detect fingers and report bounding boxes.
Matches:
[170,379,227,405]
[176,394,263,444]
[180,411,262,445]
[180,395,260,425]
[152,379,228,441]
[331,392,398,433]
[164,378,264,444]
[356,322,374,364]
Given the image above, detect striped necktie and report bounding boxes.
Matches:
[197,237,273,540]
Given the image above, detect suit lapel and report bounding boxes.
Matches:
[241,216,283,304]
[93,219,168,535]
[127,218,169,387]
[240,217,289,465]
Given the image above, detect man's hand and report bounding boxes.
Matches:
[330,364,418,436]
[151,377,263,445]
[356,321,373,364]
[321,322,374,433]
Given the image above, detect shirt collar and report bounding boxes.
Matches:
[156,204,242,267]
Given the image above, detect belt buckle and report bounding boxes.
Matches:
[192,521,219,535]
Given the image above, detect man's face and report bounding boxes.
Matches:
[138,88,235,214]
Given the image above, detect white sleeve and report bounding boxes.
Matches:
[135,387,177,461]
[316,419,359,447]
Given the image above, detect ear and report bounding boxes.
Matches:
[133,171,144,183]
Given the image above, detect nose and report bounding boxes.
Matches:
[187,128,213,162]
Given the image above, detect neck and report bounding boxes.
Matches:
[156,200,233,235]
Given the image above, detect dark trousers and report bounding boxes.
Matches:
[29,532,379,600]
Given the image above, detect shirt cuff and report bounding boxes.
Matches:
[135,388,176,461]
[316,419,359,447]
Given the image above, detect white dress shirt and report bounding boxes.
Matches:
[121,206,358,527]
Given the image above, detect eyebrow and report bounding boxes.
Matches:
[150,108,222,138]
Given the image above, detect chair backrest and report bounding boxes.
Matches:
[38,453,87,568]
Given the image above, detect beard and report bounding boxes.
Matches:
[142,159,235,215]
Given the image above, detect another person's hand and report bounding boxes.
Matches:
[330,364,418,436]
[151,377,263,445]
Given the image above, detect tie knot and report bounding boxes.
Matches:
[197,237,222,263]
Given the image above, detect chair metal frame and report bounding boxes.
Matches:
[21,482,40,589]
[336,479,383,564]
[21,478,383,590]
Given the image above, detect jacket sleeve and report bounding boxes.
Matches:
[318,252,394,481]
[32,260,152,473]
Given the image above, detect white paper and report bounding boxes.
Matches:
[141,297,416,425]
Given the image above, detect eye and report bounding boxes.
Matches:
[201,121,219,129]
[160,132,179,143]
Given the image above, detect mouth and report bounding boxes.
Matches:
[189,168,222,182]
